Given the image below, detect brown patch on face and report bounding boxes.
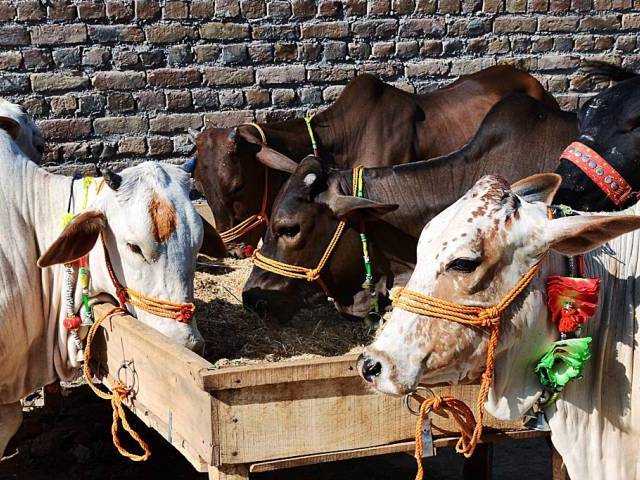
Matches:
[149,192,177,242]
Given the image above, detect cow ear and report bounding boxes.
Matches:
[329,195,398,222]
[546,214,640,256]
[37,211,106,268]
[0,116,20,140]
[199,214,227,258]
[511,173,562,205]
[256,146,298,173]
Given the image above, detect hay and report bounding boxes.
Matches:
[195,256,374,368]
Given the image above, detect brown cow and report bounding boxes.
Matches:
[242,93,577,323]
[194,66,558,257]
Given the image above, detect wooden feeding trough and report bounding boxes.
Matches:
[90,304,554,480]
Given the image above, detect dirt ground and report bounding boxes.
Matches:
[0,258,552,479]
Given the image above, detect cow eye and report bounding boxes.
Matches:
[446,258,481,273]
[276,224,300,239]
[127,243,143,256]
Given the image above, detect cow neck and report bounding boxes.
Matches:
[560,141,634,206]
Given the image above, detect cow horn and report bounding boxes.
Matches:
[182,157,197,173]
[98,164,122,191]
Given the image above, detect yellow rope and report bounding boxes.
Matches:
[392,256,545,471]
[83,307,151,462]
[252,167,363,286]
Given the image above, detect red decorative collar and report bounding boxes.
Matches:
[560,142,633,206]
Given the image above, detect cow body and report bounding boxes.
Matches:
[195,66,558,254]
[243,94,577,322]
[0,137,206,456]
[360,174,640,479]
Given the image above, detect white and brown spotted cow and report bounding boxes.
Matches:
[361,173,640,480]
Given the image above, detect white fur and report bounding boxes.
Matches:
[0,98,44,164]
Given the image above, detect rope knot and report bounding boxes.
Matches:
[306,269,320,282]
[116,286,128,307]
[113,382,131,401]
[178,304,195,324]
[479,307,501,326]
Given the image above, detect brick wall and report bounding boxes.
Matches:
[0,1,638,172]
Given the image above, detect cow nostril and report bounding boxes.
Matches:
[361,357,382,382]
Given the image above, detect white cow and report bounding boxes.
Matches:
[0,98,44,164]
[361,174,640,479]
[0,124,221,456]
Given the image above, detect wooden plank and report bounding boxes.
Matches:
[91,304,215,469]
[213,378,524,465]
[208,464,250,480]
[202,354,360,391]
[249,430,548,473]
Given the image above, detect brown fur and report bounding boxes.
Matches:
[149,193,176,243]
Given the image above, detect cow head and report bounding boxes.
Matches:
[38,162,207,352]
[360,174,640,420]
[555,71,640,211]
[194,126,297,257]
[243,156,396,323]
[0,98,45,164]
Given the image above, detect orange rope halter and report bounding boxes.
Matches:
[252,166,362,295]
[101,234,195,323]
[83,307,151,461]
[391,255,545,473]
[219,123,270,245]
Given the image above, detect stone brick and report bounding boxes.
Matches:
[318,0,341,16]
[88,25,144,43]
[204,111,255,128]
[0,26,29,47]
[493,16,537,33]
[301,22,349,39]
[22,96,47,117]
[267,1,292,17]
[438,0,460,13]
[0,2,15,21]
[135,91,165,110]
[322,85,345,102]
[113,50,140,69]
[349,41,372,59]
[505,0,527,10]
[40,119,92,141]
[290,0,315,17]
[345,0,368,15]
[216,0,241,17]
[166,45,192,65]
[537,54,580,70]
[351,19,398,38]
[393,0,416,13]
[369,0,391,14]
[244,88,270,107]
[106,1,134,21]
[222,44,249,63]
[32,73,90,93]
[94,116,147,135]
[31,25,87,46]
[134,0,160,20]
[166,90,192,110]
[145,24,197,43]
[449,18,491,36]
[50,96,78,115]
[148,68,201,87]
[298,42,321,61]
[107,93,135,112]
[622,13,640,29]
[149,113,203,133]
[549,0,571,10]
[372,41,395,58]
[93,71,146,90]
[573,35,595,52]
[449,57,495,75]
[578,15,621,31]
[0,74,30,94]
[164,1,189,19]
[483,0,503,10]
[194,45,221,63]
[192,88,219,109]
[78,94,106,115]
[203,67,254,86]
[616,35,637,51]
[139,50,165,67]
[298,86,322,104]
[399,19,445,37]
[571,0,592,9]
[16,1,45,21]
[420,39,443,56]
[323,41,348,61]
[405,59,450,77]
[528,0,549,10]
[256,65,305,84]
[253,24,299,40]
[307,65,355,82]
[0,51,21,70]
[78,1,106,19]
[53,48,81,68]
[538,16,580,32]
[118,137,146,155]
[148,136,174,156]
[186,2,212,18]
[200,22,250,40]
[241,0,267,17]
[48,2,76,21]
[219,89,245,108]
